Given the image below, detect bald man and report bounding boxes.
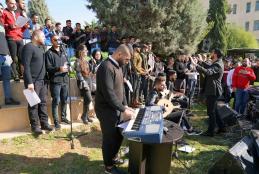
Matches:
[22,30,53,134]
[232,58,256,114]
[95,44,135,174]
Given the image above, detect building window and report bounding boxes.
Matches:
[245,22,250,31]
[232,4,237,14]
[246,2,251,13]
[256,1,259,11]
[254,20,259,31]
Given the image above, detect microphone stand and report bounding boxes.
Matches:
[57,43,87,149]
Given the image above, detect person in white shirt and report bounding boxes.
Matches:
[226,61,241,106]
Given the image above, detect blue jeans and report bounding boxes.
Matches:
[187,79,197,99]
[235,88,249,114]
[0,57,12,99]
[66,47,75,58]
[50,83,68,121]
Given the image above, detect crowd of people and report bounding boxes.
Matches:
[1,0,259,173]
[1,0,259,134]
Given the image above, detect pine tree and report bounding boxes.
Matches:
[28,0,53,25]
[207,0,228,53]
[87,0,207,56]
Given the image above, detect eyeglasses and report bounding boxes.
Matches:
[53,39,58,41]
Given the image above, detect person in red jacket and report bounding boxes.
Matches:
[232,58,256,114]
[1,0,27,81]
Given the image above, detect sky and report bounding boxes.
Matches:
[0,0,97,27]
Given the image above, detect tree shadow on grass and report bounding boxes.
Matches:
[0,152,128,174]
[170,149,226,174]
[53,126,103,149]
[76,126,102,149]
[185,134,240,147]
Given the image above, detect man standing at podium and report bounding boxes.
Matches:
[95,44,135,174]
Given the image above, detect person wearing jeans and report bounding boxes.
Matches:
[2,0,28,81]
[45,35,71,129]
[232,58,256,114]
[0,3,20,106]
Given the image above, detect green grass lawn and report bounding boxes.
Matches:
[0,103,243,174]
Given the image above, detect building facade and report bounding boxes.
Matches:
[202,0,259,42]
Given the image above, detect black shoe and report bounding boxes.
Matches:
[201,131,214,137]
[5,98,20,105]
[186,129,203,136]
[14,76,20,82]
[41,125,53,131]
[87,117,93,123]
[31,127,43,134]
[113,158,125,165]
[81,115,88,124]
[216,127,227,134]
[54,122,61,130]
[61,118,71,124]
[105,166,126,174]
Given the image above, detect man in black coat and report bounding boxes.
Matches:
[95,44,135,174]
[190,49,225,137]
[45,35,70,129]
[22,30,53,134]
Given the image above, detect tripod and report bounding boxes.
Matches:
[57,44,87,149]
[170,109,192,173]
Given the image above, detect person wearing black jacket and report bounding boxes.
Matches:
[62,20,74,58]
[45,35,70,129]
[95,44,135,174]
[174,54,188,94]
[190,49,225,137]
[71,23,86,50]
[22,30,53,134]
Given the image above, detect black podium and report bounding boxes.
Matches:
[128,120,184,174]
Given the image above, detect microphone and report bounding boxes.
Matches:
[57,39,67,46]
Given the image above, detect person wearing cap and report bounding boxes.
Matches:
[190,48,225,137]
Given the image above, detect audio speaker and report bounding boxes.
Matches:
[209,136,259,174]
[216,103,238,126]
